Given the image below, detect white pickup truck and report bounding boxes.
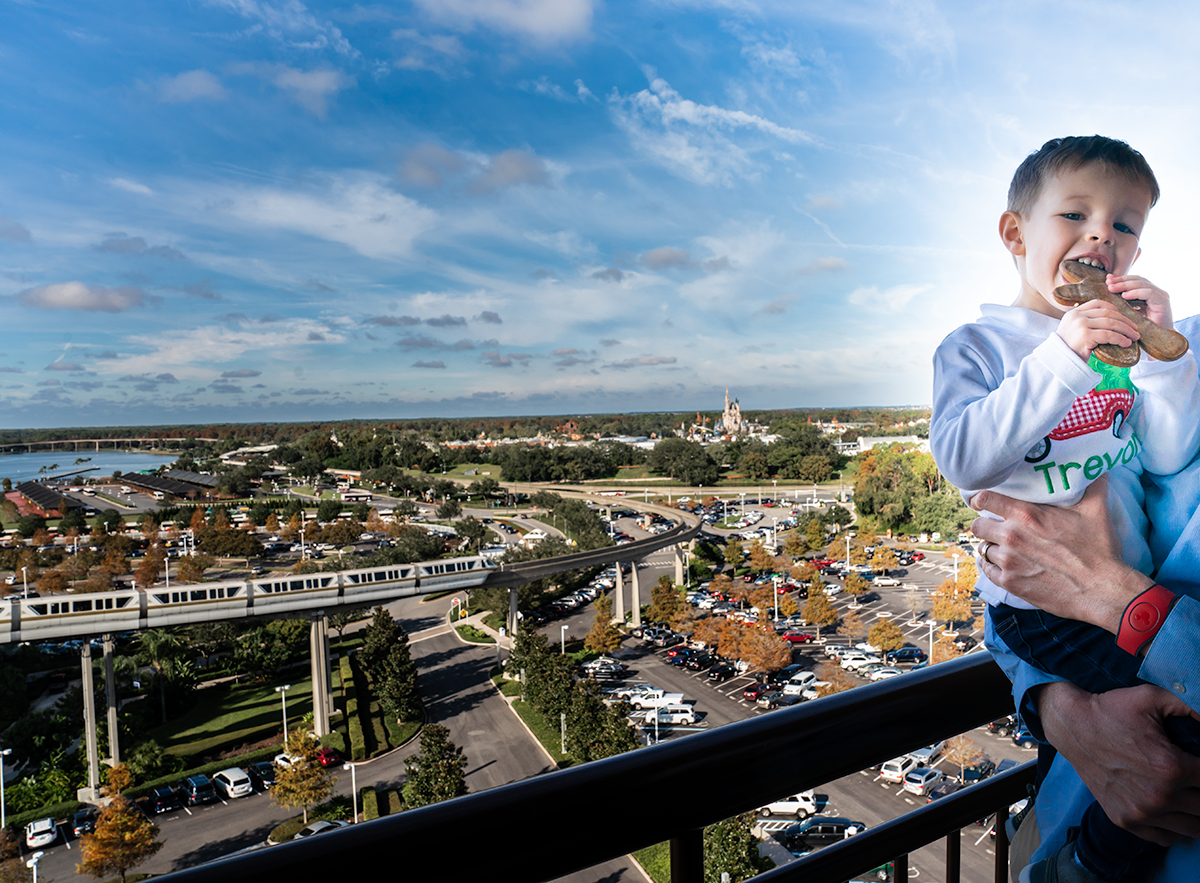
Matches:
[628,689,686,710]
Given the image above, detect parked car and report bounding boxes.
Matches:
[247,760,278,791]
[987,715,1018,737]
[962,759,997,784]
[879,756,917,784]
[782,631,815,644]
[148,785,183,814]
[707,664,736,683]
[293,820,351,839]
[643,705,697,726]
[316,746,342,767]
[927,781,964,802]
[213,767,253,799]
[756,690,784,709]
[179,774,218,806]
[25,818,57,848]
[685,653,717,671]
[884,646,927,665]
[769,693,804,710]
[783,816,868,851]
[902,767,945,797]
[759,790,816,818]
[907,741,945,765]
[72,807,99,837]
[867,666,903,681]
[742,682,772,701]
[872,575,901,587]
[1012,727,1038,749]
[841,653,882,671]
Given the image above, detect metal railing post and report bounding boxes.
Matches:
[670,828,704,883]
[946,827,961,883]
[994,805,1012,883]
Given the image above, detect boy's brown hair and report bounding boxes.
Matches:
[1008,135,1160,215]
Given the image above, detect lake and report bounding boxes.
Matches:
[0,451,180,484]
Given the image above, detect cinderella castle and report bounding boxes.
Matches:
[720,388,745,435]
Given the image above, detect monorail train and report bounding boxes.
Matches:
[0,554,498,644]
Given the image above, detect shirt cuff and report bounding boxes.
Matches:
[1139,591,1200,710]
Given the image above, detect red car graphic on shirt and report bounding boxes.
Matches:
[1025,388,1134,463]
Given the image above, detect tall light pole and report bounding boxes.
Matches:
[343,762,358,823]
[845,534,851,571]
[21,567,27,600]
[560,624,568,655]
[772,479,778,502]
[299,526,306,560]
[275,684,291,742]
[772,576,780,623]
[164,544,170,589]
[0,747,11,828]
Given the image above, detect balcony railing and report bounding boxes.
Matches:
[156,653,1034,883]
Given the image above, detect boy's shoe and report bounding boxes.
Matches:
[1018,839,1107,883]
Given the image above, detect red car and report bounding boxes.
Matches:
[315,746,342,767]
[742,682,771,701]
[811,559,834,568]
[910,552,925,561]
[782,631,815,644]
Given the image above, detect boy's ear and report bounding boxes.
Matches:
[999,211,1025,256]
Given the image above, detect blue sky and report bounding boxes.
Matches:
[4,0,1200,428]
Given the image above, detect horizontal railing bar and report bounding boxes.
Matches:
[154,654,1014,883]
[753,761,1036,882]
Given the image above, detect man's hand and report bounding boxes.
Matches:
[1057,298,1141,362]
[1038,681,1200,845]
[970,477,1151,634]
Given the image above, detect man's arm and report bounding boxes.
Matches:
[1035,681,1200,846]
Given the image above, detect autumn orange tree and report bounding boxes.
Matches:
[739,624,791,673]
[78,764,162,883]
[584,594,623,654]
[803,584,838,637]
[272,729,336,824]
[838,609,865,645]
[814,661,859,697]
[944,735,986,779]
[176,553,216,584]
[867,618,906,652]
[842,573,869,603]
[748,540,775,573]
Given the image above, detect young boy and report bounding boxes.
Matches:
[931,136,1200,883]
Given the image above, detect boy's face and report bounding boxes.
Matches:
[1000,163,1153,318]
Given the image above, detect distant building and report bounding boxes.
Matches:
[720,389,745,435]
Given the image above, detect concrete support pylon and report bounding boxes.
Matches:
[613,564,625,623]
[309,614,331,737]
[674,545,685,585]
[508,587,519,637]
[631,561,642,628]
[79,643,100,802]
[103,634,120,765]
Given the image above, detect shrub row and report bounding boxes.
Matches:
[384,788,404,815]
[362,787,379,821]
[342,656,366,761]
[126,745,281,801]
[367,699,387,758]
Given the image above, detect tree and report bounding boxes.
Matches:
[456,516,487,550]
[646,575,685,627]
[403,723,467,809]
[802,584,838,636]
[565,681,639,765]
[944,735,986,780]
[739,624,792,673]
[0,826,32,883]
[931,577,972,627]
[176,552,215,583]
[873,546,899,573]
[584,593,623,654]
[867,618,906,652]
[903,584,924,624]
[78,797,162,883]
[747,540,775,573]
[703,812,764,883]
[842,573,869,602]
[838,609,865,644]
[814,661,860,697]
[134,543,167,587]
[316,499,343,522]
[436,499,462,520]
[137,628,185,723]
[723,539,744,569]
[272,729,335,824]
[377,635,421,723]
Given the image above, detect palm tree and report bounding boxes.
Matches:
[137,629,185,724]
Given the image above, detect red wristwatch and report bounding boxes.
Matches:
[1116,584,1177,656]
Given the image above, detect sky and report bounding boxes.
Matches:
[4,0,1200,429]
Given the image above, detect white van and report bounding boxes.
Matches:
[212,767,253,799]
[879,756,917,784]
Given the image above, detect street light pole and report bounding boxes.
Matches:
[0,747,11,828]
[343,762,358,823]
[21,567,27,600]
[275,684,291,742]
[26,852,43,883]
[299,526,306,560]
[772,576,780,623]
[560,624,568,655]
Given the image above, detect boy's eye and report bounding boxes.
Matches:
[1062,212,1084,221]
[1115,223,1136,235]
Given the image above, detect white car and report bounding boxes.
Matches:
[759,790,817,818]
[841,653,882,671]
[879,755,917,783]
[25,817,57,848]
[213,767,253,799]
[868,667,903,681]
[643,705,697,726]
[781,671,829,695]
[872,575,901,587]
[907,741,945,765]
[903,767,945,796]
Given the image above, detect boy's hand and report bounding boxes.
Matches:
[1108,274,1174,332]
[1057,298,1141,362]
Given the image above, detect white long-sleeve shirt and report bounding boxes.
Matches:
[932,303,1200,608]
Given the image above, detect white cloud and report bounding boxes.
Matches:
[205,0,358,56]
[409,0,593,44]
[847,282,933,313]
[610,72,819,185]
[18,282,147,312]
[466,149,550,195]
[159,69,228,103]
[107,178,154,195]
[209,173,438,260]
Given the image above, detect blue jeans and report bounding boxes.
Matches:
[993,604,1200,881]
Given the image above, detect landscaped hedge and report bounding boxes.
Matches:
[362,787,379,821]
[384,788,403,815]
[5,800,88,836]
[341,656,366,760]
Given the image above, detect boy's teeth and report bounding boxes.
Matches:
[1076,257,1104,268]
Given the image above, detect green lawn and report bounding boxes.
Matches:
[149,676,313,756]
[510,699,572,767]
[632,843,670,883]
